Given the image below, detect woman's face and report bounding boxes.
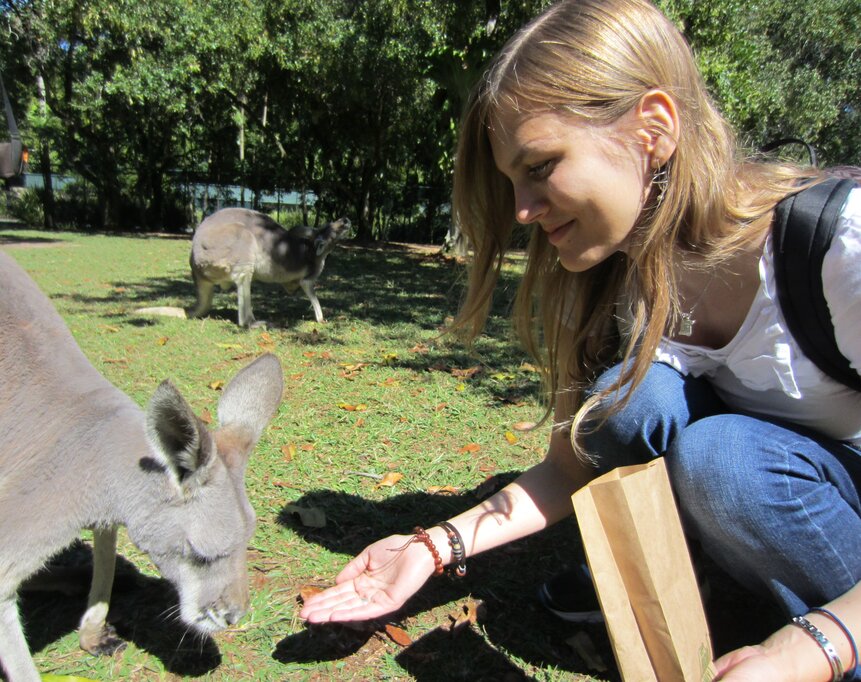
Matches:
[489,108,653,272]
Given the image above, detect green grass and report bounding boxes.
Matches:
[3,228,618,681]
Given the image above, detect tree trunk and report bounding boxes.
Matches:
[35,74,55,229]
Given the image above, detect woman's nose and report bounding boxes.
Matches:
[514,187,546,225]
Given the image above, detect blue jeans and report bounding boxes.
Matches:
[584,362,861,641]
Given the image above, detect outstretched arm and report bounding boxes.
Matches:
[300,414,596,623]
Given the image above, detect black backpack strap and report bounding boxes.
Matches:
[772,177,861,391]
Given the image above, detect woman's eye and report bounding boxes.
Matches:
[528,160,553,179]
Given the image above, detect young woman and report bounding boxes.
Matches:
[301,1,861,678]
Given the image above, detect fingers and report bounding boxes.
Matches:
[299,579,394,623]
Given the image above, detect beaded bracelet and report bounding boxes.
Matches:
[412,526,444,576]
[811,607,858,675]
[792,615,845,681]
[438,521,467,577]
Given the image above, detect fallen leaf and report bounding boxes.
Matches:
[512,421,536,432]
[434,402,447,412]
[381,352,398,365]
[354,417,366,427]
[455,383,466,392]
[427,485,460,495]
[451,365,481,379]
[375,472,403,488]
[448,598,484,632]
[298,585,323,603]
[208,380,224,391]
[156,336,169,346]
[199,408,212,424]
[504,431,517,444]
[281,444,296,461]
[384,623,413,646]
[338,402,367,412]
[283,504,327,528]
[410,343,430,353]
[458,443,481,454]
[300,443,316,451]
[339,362,367,372]
[102,325,120,333]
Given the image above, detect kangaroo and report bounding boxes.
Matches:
[0,250,284,682]
[189,208,352,327]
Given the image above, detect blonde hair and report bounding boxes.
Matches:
[450,0,818,460]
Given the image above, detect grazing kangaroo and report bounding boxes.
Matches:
[189,208,352,327]
[0,250,284,682]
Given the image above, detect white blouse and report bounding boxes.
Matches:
[655,188,861,444]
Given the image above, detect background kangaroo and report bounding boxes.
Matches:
[189,208,352,327]
[0,250,284,682]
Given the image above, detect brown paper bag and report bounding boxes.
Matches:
[572,458,716,682]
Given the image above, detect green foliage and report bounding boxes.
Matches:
[1,0,859,235]
[5,187,43,225]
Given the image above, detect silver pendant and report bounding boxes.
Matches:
[679,313,694,336]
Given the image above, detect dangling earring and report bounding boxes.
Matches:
[652,163,669,207]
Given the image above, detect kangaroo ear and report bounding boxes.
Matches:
[146,380,214,483]
[217,353,283,443]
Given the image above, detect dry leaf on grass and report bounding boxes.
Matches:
[383,623,412,646]
[427,485,460,495]
[512,421,537,432]
[281,444,296,461]
[447,598,485,633]
[298,585,324,603]
[375,472,403,488]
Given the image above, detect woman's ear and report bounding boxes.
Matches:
[634,89,679,166]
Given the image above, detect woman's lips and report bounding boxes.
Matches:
[545,220,574,246]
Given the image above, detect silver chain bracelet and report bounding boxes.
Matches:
[792,615,845,681]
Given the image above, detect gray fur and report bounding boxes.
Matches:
[189,208,352,327]
[0,250,283,682]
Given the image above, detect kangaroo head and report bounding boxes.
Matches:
[314,217,352,256]
[130,354,282,634]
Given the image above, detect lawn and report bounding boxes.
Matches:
[1,227,618,682]
[1,226,783,682]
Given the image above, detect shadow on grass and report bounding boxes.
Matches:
[275,476,786,681]
[17,540,221,678]
[52,241,517,334]
[274,476,619,681]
